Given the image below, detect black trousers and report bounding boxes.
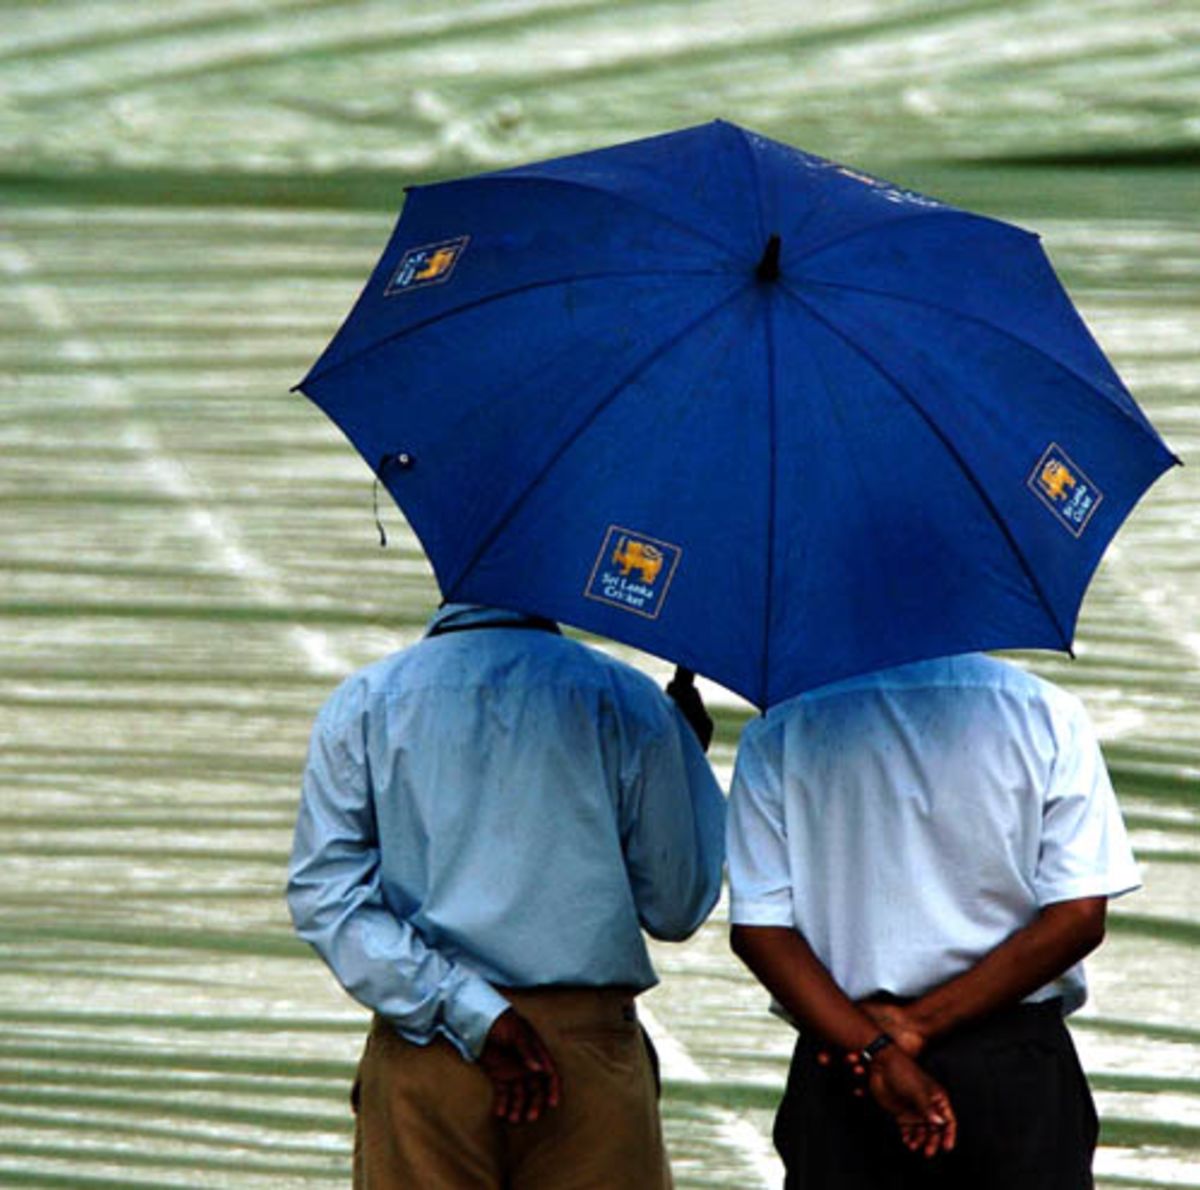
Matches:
[774,1000,1099,1190]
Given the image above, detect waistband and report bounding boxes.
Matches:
[954,997,1065,1036]
[797,997,1067,1055]
[495,985,642,1030]
[920,997,1067,1052]
[865,993,1063,1022]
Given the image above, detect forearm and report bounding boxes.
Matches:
[905,897,1107,1044]
[732,924,959,1153]
[292,722,511,1060]
[288,826,510,1059]
[291,887,510,1057]
[730,925,883,1053]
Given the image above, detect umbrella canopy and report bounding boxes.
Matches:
[297,120,1177,709]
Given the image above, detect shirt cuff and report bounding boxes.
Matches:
[1035,869,1142,907]
[443,974,512,1061]
[728,895,795,927]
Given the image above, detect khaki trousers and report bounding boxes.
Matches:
[353,987,672,1190]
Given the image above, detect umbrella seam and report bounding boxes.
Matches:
[760,289,780,711]
[790,208,1030,269]
[735,121,776,708]
[732,123,768,244]
[777,280,1074,652]
[793,277,1170,444]
[731,120,847,254]
[300,269,735,388]
[425,173,744,258]
[441,282,754,599]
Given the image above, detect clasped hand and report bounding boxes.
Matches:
[478,1008,562,1124]
[821,1001,957,1159]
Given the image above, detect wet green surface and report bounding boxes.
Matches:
[2,2,1198,1185]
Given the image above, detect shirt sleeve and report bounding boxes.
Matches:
[1034,696,1141,907]
[617,690,726,941]
[727,719,795,927]
[287,693,511,1060]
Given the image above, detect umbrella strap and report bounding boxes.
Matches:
[373,477,388,547]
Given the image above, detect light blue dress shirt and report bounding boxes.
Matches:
[288,604,725,1060]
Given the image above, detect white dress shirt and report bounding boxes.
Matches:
[727,652,1139,1014]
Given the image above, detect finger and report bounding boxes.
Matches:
[816,1050,831,1066]
[532,1034,558,1080]
[903,1118,939,1154]
[923,1124,942,1159]
[924,1091,950,1127]
[513,1025,545,1073]
[524,1075,546,1123]
[493,1083,510,1120]
[939,1097,957,1152]
[507,1078,527,1125]
[523,1031,561,1105]
[912,1107,949,1160]
[543,1055,562,1109]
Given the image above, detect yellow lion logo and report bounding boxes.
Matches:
[413,248,459,282]
[1038,459,1077,501]
[611,537,663,584]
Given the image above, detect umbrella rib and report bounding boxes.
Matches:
[732,123,767,243]
[795,277,1166,441]
[759,289,780,711]
[442,282,753,598]
[790,208,1016,269]
[300,268,733,388]
[733,123,775,707]
[778,280,1074,651]
[443,173,744,258]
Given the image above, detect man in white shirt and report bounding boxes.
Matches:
[726,652,1139,1189]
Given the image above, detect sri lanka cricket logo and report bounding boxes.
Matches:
[385,236,469,295]
[585,526,681,619]
[1028,444,1102,537]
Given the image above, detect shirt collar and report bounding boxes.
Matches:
[425,602,554,636]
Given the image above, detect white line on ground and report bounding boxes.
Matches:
[4,227,778,1181]
[1,237,349,679]
[641,1003,782,1189]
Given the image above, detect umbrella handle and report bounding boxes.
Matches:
[666,666,712,752]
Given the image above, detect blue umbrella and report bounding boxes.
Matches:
[297,120,1177,709]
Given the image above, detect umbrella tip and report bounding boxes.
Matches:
[756,233,782,282]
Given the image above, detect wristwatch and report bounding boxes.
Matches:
[859,1032,895,1063]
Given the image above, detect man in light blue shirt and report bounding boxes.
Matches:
[288,603,724,1189]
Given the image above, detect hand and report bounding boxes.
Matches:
[666,667,714,752]
[867,1047,957,1159]
[859,999,927,1058]
[478,1009,561,1124]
